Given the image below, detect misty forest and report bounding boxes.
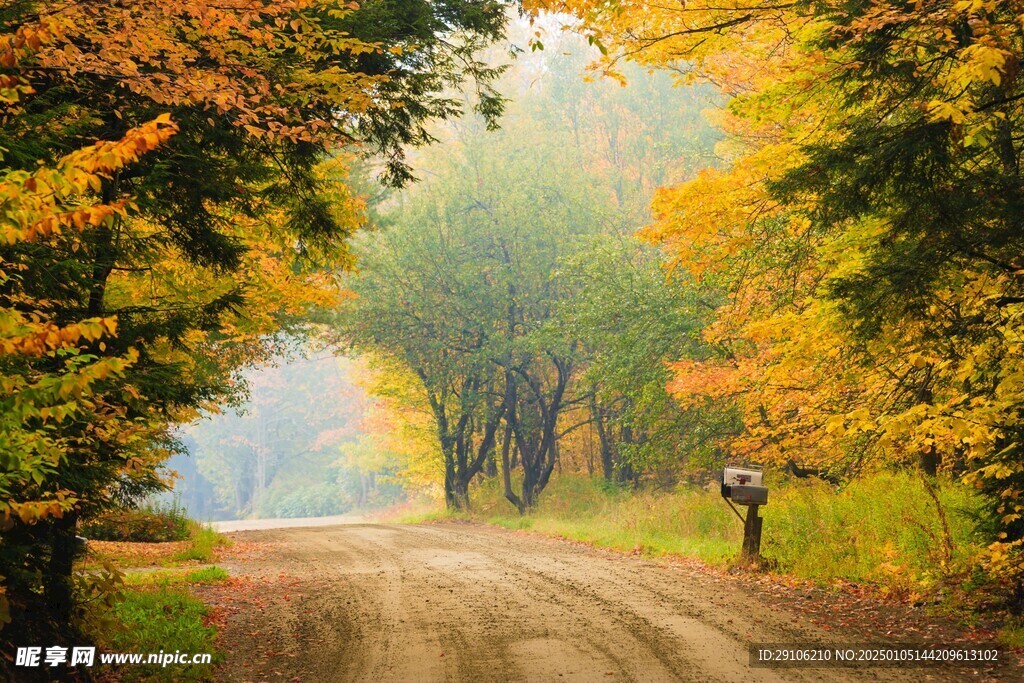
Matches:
[174,38,719,522]
[4,1,1024,680]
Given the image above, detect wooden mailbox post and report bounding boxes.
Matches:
[720,467,768,563]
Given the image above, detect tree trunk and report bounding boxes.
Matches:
[591,395,615,481]
[46,514,77,622]
[500,420,524,514]
[47,196,119,624]
[485,448,498,478]
[510,355,570,511]
[616,425,635,485]
[359,474,369,507]
[919,449,940,477]
[451,478,470,511]
[443,447,464,511]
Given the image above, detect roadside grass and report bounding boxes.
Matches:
[122,565,230,587]
[470,477,740,565]
[172,523,230,563]
[763,473,985,596]
[422,471,989,595]
[100,576,225,682]
[80,519,231,680]
[1000,621,1024,649]
[396,506,460,524]
[83,521,231,570]
[85,525,231,681]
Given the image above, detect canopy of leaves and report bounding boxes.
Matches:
[540,0,1024,595]
[343,31,723,507]
[1,0,512,652]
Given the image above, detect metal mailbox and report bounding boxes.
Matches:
[728,484,768,506]
[720,467,768,507]
[722,467,762,488]
[720,465,768,562]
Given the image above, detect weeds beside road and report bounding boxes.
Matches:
[401,472,1019,646]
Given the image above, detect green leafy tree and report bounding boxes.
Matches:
[557,236,735,484]
[346,33,722,510]
[346,113,609,509]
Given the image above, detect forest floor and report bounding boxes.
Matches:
[199,521,1020,683]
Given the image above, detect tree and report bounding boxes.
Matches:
[767,0,1024,599]
[1,0,511,652]
[556,236,733,484]
[1,117,176,639]
[543,0,1024,601]
[345,29,723,510]
[346,104,610,510]
[344,191,511,509]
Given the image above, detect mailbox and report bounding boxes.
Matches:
[723,467,762,487]
[721,467,768,507]
[729,484,768,506]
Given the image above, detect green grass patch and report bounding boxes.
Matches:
[998,620,1024,649]
[395,507,457,524]
[172,524,230,563]
[465,475,741,566]
[82,522,231,571]
[81,515,229,680]
[101,585,220,681]
[123,566,229,588]
[762,472,985,595]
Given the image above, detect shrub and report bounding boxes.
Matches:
[254,479,353,518]
[81,500,190,543]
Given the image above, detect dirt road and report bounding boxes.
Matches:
[210,514,368,533]
[206,522,1008,682]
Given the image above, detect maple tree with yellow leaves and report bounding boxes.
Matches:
[521,0,1024,601]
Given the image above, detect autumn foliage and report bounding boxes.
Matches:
[524,0,1024,599]
[5,0,1024,658]
[1,0,508,658]
[1,115,183,624]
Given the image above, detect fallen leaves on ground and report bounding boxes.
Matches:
[82,539,190,568]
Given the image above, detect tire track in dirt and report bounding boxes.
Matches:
[206,522,1011,682]
[398,525,855,683]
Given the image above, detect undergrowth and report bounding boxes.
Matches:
[172,524,229,563]
[90,563,228,682]
[122,566,230,587]
[413,471,989,598]
[81,499,191,543]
